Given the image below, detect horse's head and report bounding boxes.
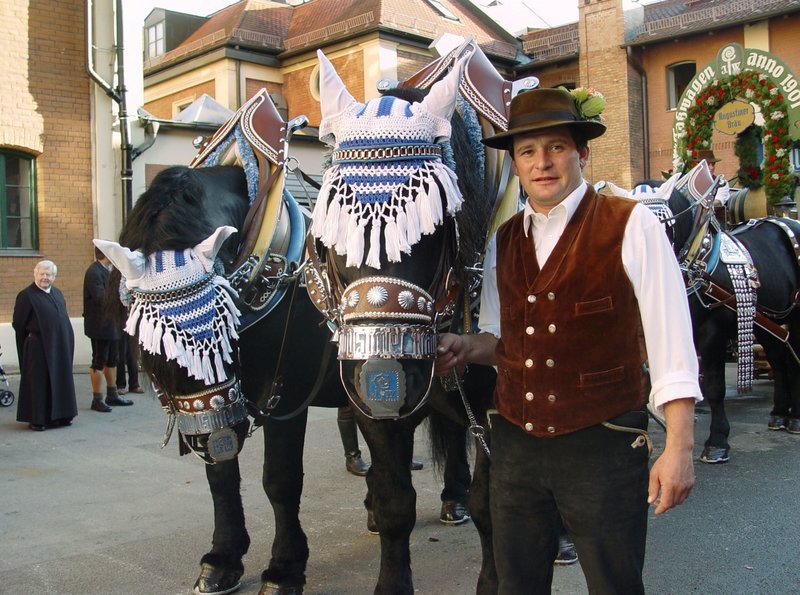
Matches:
[100,165,251,463]
[310,50,479,419]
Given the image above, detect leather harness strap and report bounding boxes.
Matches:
[701,278,789,342]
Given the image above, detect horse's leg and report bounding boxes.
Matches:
[259,411,310,594]
[438,415,471,524]
[696,315,732,464]
[359,415,417,595]
[195,453,250,595]
[761,333,792,430]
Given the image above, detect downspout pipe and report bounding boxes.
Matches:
[627,46,650,179]
[86,0,132,218]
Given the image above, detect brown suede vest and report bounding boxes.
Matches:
[494,186,647,437]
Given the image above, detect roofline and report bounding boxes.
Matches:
[622,4,800,48]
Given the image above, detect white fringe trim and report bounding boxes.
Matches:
[311,161,463,269]
[126,277,241,385]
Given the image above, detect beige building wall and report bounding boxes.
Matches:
[578,0,643,188]
[0,0,94,321]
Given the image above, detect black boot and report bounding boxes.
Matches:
[345,451,370,476]
[338,414,370,476]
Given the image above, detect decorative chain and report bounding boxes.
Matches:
[729,263,757,393]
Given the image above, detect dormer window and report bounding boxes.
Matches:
[426,0,460,21]
[147,21,165,59]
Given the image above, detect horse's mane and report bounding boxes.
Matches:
[119,165,248,256]
[633,178,694,255]
[382,87,491,281]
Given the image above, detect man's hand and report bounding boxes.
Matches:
[648,397,695,515]
[434,332,498,377]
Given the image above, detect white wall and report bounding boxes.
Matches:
[0,319,92,374]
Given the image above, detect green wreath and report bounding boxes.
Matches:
[675,71,796,204]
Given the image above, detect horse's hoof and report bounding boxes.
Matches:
[193,562,242,595]
[258,581,304,595]
[700,445,730,464]
[367,509,379,535]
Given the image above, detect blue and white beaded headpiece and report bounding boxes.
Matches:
[311,50,467,269]
[94,227,240,386]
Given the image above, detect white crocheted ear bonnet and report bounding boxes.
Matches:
[311,50,467,269]
[94,227,240,386]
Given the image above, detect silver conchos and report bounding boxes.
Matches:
[210,395,226,410]
[338,324,438,360]
[347,290,360,308]
[398,290,415,310]
[366,285,389,307]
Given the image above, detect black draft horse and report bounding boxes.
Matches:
[638,177,800,463]
[309,48,500,594]
[99,60,500,593]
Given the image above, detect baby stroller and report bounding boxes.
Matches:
[0,348,15,407]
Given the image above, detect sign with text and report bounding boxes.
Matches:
[713,99,755,135]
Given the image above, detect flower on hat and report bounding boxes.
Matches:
[562,87,606,121]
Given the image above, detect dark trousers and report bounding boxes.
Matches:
[489,413,650,595]
[115,334,140,389]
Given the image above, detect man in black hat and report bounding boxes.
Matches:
[435,87,701,593]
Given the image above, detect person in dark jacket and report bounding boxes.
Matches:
[83,247,132,411]
[13,260,78,430]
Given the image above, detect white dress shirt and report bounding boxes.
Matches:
[478,181,702,412]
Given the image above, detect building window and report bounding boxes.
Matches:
[667,61,696,110]
[426,0,460,21]
[147,21,165,59]
[0,151,37,250]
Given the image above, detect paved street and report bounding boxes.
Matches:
[0,364,797,594]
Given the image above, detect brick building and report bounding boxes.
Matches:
[522,0,800,188]
[142,0,799,194]
[0,0,118,364]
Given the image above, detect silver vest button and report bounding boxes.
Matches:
[548,394,556,402]
[525,422,534,432]
[548,324,556,333]
[525,359,533,368]
[547,292,556,300]
[527,294,536,303]
[526,326,534,335]
[545,358,555,368]
[547,426,556,433]
[525,392,534,401]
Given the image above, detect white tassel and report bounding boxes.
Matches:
[311,186,331,237]
[214,352,226,382]
[346,221,365,268]
[202,353,214,384]
[126,303,142,335]
[151,322,164,355]
[335,205,351,254]
[192,351,204,381]
[405,199,421,245]
[428,179,443,226]
[417,185,436,235]
[366,219,382,269]
[396,211,412,254]
[321,197,341,246]
[384,219,401,262]
[441,165,464,214]
[163,330,176,360]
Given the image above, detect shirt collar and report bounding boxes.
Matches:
[523,180,588,237]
